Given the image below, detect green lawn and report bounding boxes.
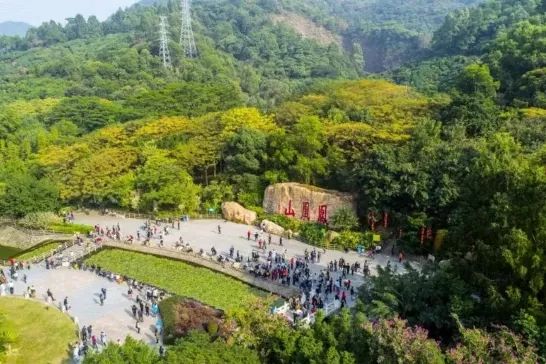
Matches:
[0,246,22,260]
[47,223,93,234]
[15,242,62,261]
[85,249,265,311]
[0,297,77,364]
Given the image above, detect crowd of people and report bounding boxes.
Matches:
[0,246,167,362]
[85,217,372,324]
[0,214,390,361]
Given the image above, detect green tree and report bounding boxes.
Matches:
[442,64,500,136]
[165,331,260,364]
[288,116,328,185]
[330,207,359,231]
[137,148,201,213]
[0,173,60,218]
[83,337,160,364]
[447,133,546,325]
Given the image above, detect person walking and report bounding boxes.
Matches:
[217,225,222,234]
[47,288,55,301]
[99,293,104,306]
[135,320,140,334]
[132,304,137,318]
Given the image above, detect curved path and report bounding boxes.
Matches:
[3,263,162,347]
[0,213,419,354]
[74,212,415,282]
[99,241,299,298]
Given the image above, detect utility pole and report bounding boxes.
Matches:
[180,0,197,58]
[159,16,172,69]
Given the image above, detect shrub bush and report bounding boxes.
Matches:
[332,231,374,250]
[299,223,327,247]
[47,223,93,234]
[18,212,62,230]
[330,207,359,231]
[158,296,225,345]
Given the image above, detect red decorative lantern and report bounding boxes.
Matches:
[426,227,433,240]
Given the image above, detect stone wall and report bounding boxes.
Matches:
[263,183,357,223]
[0,224,71,250]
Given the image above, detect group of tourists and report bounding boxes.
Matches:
[74,325,109,359]
[243,244,360,321]
[87,216,368,325]
[92,223,122,241]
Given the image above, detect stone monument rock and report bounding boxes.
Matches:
[263,183,356,223]
[260,219,285,236]
[221,202,257,225]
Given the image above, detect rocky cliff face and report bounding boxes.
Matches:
[263,183,356,223]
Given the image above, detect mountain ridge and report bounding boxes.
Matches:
[0,21,31,37]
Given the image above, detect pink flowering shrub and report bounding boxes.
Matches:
[363,317,445,364]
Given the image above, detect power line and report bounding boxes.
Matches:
[179,0,197,58]
[159,15,172,69]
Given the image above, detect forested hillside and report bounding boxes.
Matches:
[0,0,545,362]
[389,0,546,100]
[287,0,483,72]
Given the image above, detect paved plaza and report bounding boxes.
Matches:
[5,264,161,346]
[0,212,419,352]
[74,212,413,279]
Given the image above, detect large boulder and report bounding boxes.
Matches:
[263,183,356,223]
[260,220,285,236]
[221,202,257,225]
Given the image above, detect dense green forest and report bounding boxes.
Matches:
[0,0,545,362]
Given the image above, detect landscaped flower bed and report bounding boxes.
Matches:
[84,249,267,311]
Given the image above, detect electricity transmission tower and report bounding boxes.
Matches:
[179,0,197,58]
[159,16,172,69]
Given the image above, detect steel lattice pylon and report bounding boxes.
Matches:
[159,16,172,69]
[180,0,197,58]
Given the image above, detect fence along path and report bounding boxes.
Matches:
[93,241,299,299]
[3,235,298,299]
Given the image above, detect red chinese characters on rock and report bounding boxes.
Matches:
[284,200,295,217]
[318,205,328,224]
[301,202,310,221]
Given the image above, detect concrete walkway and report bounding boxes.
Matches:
[0,212,419,351]
[2,264,162,347]
[74,212,415,282]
